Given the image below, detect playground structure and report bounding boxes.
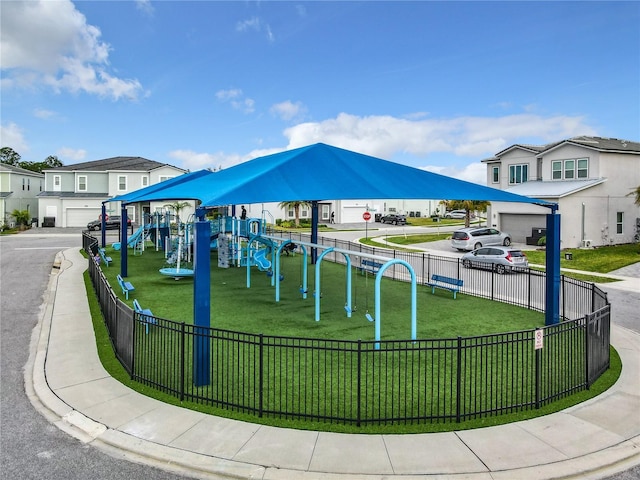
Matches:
[109,212,419,345]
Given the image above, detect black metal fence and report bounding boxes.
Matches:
[84,232,610,426]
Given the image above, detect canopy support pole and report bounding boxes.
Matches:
[545,205,561,325]
[193,207,211,386]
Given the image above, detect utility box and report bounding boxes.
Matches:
[43,217,55,227]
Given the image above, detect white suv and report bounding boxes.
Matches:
[451,227,511,251]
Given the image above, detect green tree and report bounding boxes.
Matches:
[0,147,21,165]
[630,186,640,206]
[163,201,192,222]
[11,209,31,228]
[19,155,64,173]
[279,201,311,227]
[447,200,490,227]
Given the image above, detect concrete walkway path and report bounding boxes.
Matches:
[28,247,640,479]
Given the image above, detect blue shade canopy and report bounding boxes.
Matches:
[124,143,552,207]
[109,169,214,204]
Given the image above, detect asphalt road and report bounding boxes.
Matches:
[0,231,192,480]
[1,227,638,479]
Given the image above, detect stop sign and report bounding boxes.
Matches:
[363,211,371,221]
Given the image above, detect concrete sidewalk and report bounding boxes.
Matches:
[28,248,640,479]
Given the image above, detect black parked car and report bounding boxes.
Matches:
[380,214,407,225]
[87,215,131,231]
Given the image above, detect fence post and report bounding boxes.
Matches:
[259,334,264,417]
[357,340,362,427]
[456,336,462,423]
[535,332,541,409]
[527,269,532,310]
[585,314,591,389]
[180,322,186,402]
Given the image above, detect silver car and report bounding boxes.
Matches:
[461,246,529,274]
[451,227,511,251]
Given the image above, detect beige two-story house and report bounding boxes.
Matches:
[38,156,188,228]
[0,163,44,227]
[482,136,640,248]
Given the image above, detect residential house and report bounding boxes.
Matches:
[0,163,44,227]
[38,156,188,228]
[483,136,640,248]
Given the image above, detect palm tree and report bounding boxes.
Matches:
[279,201,311,227]
[630,186,640,206]
[164,201,192,223]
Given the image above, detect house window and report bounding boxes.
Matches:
[22,178,25,190]
[577,158,588,178]
[552,158,589,180]
[492,166,499,183]
[27,178,30,191]
[77,175,87,191]
[509,164,528,184]
[53,175,61,191]
[159,175,175,182]
[616,212,623,234]
[321,204,330,221]
[142,176,149,187]
[287,207,294,218]
[564,160,575,179]
[301,209,309,218]
[118,175,127,191]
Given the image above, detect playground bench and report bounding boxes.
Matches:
[425,274,463,299]
[360,259,384,275]
[98,248,112,266]
[116,274,135,300]
[133,299,157,334]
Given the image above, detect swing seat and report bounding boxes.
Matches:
[299,287,307,294]
[365,313,375,322]
[266,270,273,277]
[344,305,351,314]
[279,274,285,281]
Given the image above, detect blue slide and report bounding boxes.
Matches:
[254,248,271,271]
[112,225,145,250]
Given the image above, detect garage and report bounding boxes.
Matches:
[66,208,101,228]
[341,205,368,223]
[500,214,547,243]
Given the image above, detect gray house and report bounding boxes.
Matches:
[483,136,640,248]
[38,156,188,228]
[0,163,44,227]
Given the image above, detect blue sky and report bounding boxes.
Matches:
[1,1,638,183]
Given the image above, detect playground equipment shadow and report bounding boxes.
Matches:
[27,247,640,480]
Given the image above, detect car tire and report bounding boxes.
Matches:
[474,242,482,249]
[463,259,472,268]
[456,248,465,252]
[496,264,506,274]
[503,238,511,246]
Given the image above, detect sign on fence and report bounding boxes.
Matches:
[535,328,544,350]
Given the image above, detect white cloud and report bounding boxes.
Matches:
[0,123,29,153]
[57,147,86,161]
[215,88,255,114]
[135,0,154,16]
[236,16,274,43]
[282,112,597,160]
[0,0,143,100]
[270,100,307,121]
[34,108,56,119]
[420,163,487,185]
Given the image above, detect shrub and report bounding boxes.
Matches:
[537,236,546,246]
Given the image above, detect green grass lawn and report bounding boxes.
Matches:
[103,246,545,338]
[523,243,640,273]
[89,242,621,434]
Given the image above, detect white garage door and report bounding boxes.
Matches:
[341,206,367,223]
[500,214,547,243]
[66,208,101,227]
